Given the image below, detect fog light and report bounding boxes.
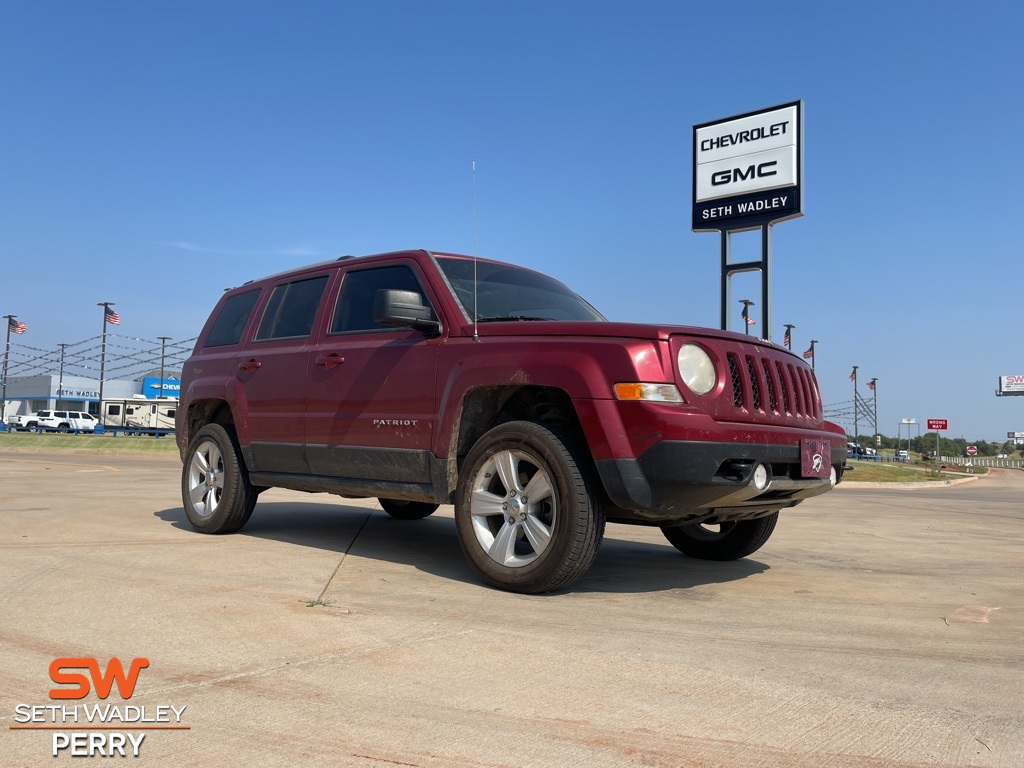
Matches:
[752,464,769,490]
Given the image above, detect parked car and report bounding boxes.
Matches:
[177,249,847,593]
[36,410,99,432]
[5,412,40,431]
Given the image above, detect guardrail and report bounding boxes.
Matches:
[0,424,174,438]
[848,455,907,462]
[940,456,1024,468]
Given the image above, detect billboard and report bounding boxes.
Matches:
[693,101,803,231]
[998,375,1024,396]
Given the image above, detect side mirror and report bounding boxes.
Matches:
[373,289,442,336]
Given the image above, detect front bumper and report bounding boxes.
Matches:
[596,440,846,524]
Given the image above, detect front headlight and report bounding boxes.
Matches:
[677,343,716,395]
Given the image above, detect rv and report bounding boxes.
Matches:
[101,397,178,432]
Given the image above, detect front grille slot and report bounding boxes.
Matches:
[761,359,777,411]
[745,357,761,410]
[728,354,743,408]
[775,362,792,414]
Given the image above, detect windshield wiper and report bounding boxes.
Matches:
[475,315,553,323]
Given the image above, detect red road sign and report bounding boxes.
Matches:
[927,419,948,430]
[966,445,978,456]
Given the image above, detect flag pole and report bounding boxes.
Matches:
[1,315,14,422]
[851,365,859,443]
[808,339,817,371]
[97,302,114,415]
[783,323,795,350]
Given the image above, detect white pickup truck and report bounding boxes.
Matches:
[5,412,40,431]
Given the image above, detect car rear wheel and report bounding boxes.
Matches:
[660,513,778,561]
[182,423,256,534]
[455,421,604,594]
[378,499,439,519]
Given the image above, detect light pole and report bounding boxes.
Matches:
[739,299,754,335]
[57,343,68,409]
[157,337,171,398]
[783,324,795,350]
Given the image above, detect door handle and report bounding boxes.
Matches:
[238,360,262,372]
[315,354,345,368]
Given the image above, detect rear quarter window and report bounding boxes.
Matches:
[205,290,261,347]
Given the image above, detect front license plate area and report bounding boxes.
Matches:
[801,439,831,478]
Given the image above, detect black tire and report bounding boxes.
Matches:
[378,498,439,520]
[58,423,70,433]
[181,423,256,534]
[454,420,604,594]
[661,513,778,561]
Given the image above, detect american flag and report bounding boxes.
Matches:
[104,305,120,325]
[867,381,875,391]
[849,368,857,382]
[8,317,26,334]
[741,304,755,326]
[802,347,813,359]
[783,328,791,347]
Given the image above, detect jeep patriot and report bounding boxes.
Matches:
[177,250,846,593]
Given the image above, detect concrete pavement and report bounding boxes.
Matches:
[1,452,1021,766]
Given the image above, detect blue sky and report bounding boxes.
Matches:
[1,0,1021,441]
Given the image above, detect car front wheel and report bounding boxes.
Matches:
[661,513,778,561]
[455,421,604,594]
[181,423,256,534]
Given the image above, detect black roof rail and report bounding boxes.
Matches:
[337,255,357,261]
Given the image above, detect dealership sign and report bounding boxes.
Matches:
[693,101,803,231]
[999,375,1024,394]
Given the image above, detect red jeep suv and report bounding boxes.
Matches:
[177,250,845,593]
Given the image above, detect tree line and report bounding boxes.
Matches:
[848,433,1019,457]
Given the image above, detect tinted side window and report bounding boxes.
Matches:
[254,275,329,341]
[330,266,434,334]
[205,290,261,347]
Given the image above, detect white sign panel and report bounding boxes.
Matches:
[695,105,798,202]
[692,101,803,230]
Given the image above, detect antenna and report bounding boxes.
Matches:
[472,159,479,341]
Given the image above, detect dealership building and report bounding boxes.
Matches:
[1,374,180,418]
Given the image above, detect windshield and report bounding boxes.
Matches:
[436,257,605,323]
